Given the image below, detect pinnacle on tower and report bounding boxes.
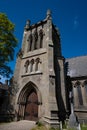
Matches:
[24,20,31,31]
[46,9,52,20]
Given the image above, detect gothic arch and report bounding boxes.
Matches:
[39,29,43,48]
[74,81,81,87]
[27,33,32,52]
[30,59,34,72]
[83,80,87,86]
[35,58,41,71]
[75,81,83,106]
[33,29,38,50]
[17,81,42,121]
[18,81,42,103]
[83,80,87,96]
[24,60,29,73]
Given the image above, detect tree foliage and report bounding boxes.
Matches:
[0,13,18,77]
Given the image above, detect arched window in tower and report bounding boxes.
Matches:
[24,60,29,73]
[30,59,34,72]
[27,33,32,52]
[83,81,87,105]
[76,81,83,106]
[84,80,87,96]
[38,29,43,48]
[35,58,40,72]
[32,29,38,50]
[80,81,87,106]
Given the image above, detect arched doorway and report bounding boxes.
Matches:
[17,82,41,121]
[24,88,38,121]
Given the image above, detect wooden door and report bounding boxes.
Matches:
[24,91,38,121]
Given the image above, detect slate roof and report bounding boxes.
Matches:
[66,55,87,78]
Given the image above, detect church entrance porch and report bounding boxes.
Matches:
[17,82,40,121]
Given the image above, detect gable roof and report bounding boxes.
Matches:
[66,55,87,77]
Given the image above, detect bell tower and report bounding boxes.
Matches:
[14,10,66,127]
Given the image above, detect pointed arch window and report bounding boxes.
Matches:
[76,81,83,106]
[84,80,87,96]
[85,85,87,95]
[27,33,32,52]
[32,29,38,50]
[24,60,29,73]
[35,58,40,72]
[39,29,43,48]
[30,59,34,72]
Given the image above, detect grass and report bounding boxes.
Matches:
[31,122,87,130]
[31,121,60,130]
[67,124,87,130]
[81,124,87,130]
[31,125,48,130]
[31,126,60,130]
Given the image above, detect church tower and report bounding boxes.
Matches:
[13,10,66,127]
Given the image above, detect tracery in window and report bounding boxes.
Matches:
[25,28,44,53]
[27,33,32,52]
[33,29,38,50]
[23,58,42,75]
[30,59,34,72]
[39,29,43,48]
[76,81,83,105]
[85,85,87,96]
[35,58,40,71]
[24,60,29,73]
[84,80,87,96]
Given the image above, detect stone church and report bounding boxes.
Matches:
[0,10,87,126]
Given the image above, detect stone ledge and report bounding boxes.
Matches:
[21,72,43,77]
[22,48,47,59]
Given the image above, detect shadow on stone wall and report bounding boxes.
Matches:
[54,55,66,122]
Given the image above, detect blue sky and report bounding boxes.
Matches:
[0,0,87,78]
